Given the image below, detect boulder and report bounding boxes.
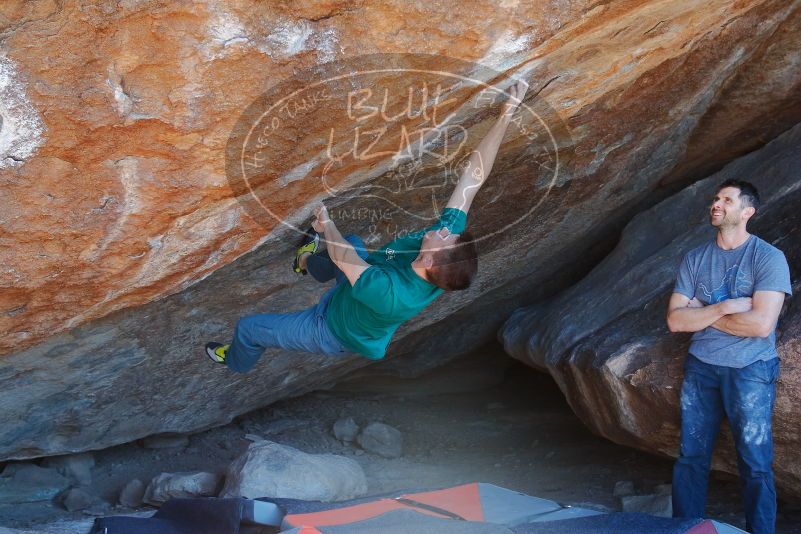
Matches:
[61,487,97,512]
[500,124,801,497]
[2,0,801,461]
[620,494,672,518]
[333,417,359,443]
[357,422,403,458]
[220,440,367,501]
[41,452,95,486]
[0,464,69,504]
[118,479,146,508]
[143,472,221,505]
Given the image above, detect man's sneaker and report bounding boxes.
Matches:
[292,228,320,275]
[205,342,229,365]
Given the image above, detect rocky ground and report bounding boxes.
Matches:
[2,346,800,533]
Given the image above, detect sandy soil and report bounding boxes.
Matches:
[3,347,800,533]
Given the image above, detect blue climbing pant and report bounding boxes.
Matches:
[672,354,780,534]
[225,235,367,373]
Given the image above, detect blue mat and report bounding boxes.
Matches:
[89,497,262,534]
[513,512,704,533]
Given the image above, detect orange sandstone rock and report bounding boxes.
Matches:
[2,0,800,357]
[1,0,801,462]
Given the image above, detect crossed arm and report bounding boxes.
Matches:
[666,291,785,338]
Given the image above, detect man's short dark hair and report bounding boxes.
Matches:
[717,179,760,210]
[428,231,478,291]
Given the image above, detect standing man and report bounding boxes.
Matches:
[667,180,791,534]
[206,80,529,370]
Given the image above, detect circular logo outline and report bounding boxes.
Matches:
[227,53,568,258]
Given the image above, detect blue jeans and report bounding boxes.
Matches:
[672,354,780,534]
[225,235,368,373]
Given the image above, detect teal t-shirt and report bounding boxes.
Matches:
[325,208,468,359]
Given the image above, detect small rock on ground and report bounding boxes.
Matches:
[143,472,221,505]
[118,479,146,507]
[61,488,96,512]
[220,440,366,502]
[621,493,672,518]
[357,422,402,458]
[333,417,359,442]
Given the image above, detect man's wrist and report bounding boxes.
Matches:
[319,220,340,244]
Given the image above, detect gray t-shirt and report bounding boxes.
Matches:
[674,234,792,368]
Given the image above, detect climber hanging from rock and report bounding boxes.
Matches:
[205,79,529,371]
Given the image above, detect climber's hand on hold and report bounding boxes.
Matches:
[500,79,529,118]
[312,205,332,233]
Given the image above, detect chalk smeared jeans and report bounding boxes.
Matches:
[224,235,368,373]
[672,354,780,534]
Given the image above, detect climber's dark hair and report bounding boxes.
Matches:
[427,231,478,291]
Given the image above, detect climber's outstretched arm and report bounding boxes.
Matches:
[445,79,528,216]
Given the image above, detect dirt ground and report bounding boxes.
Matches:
[4,347,801,533]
